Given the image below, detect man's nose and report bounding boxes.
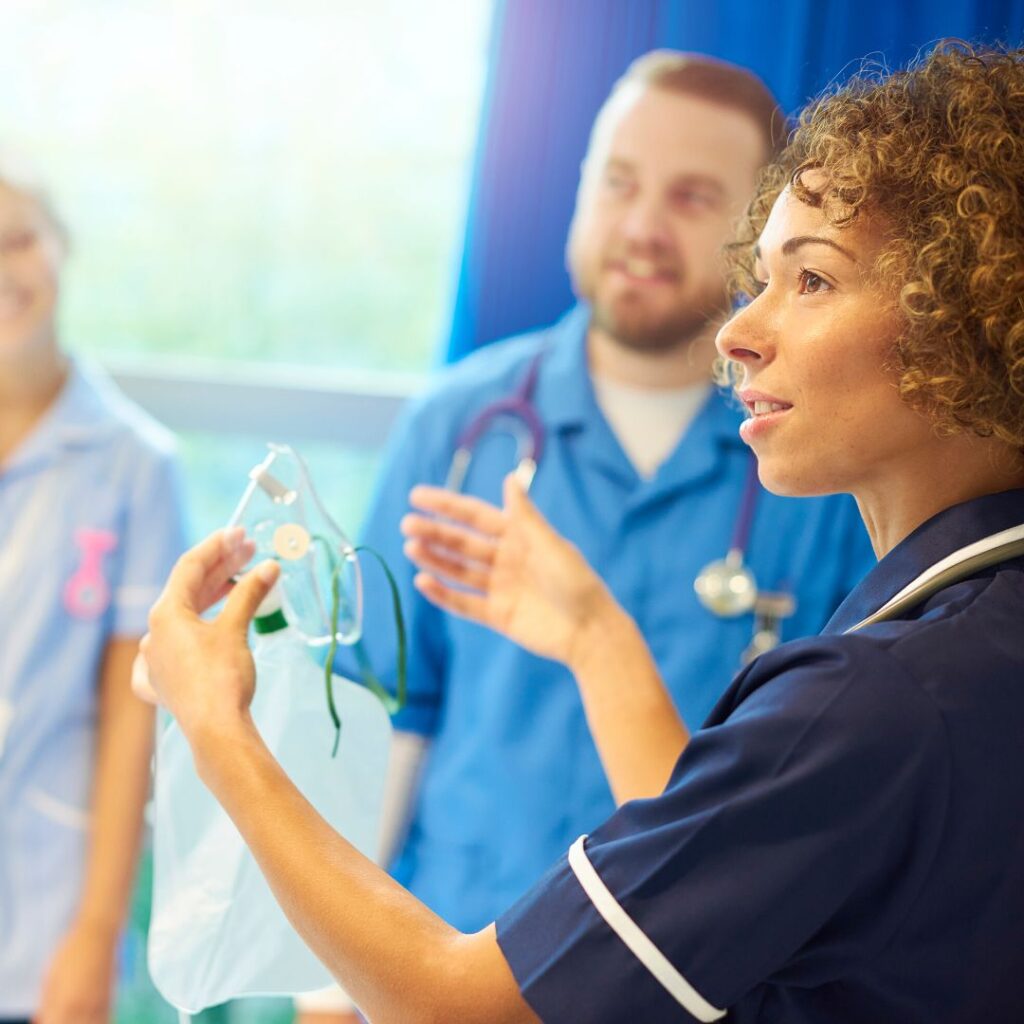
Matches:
[619,193,672,249]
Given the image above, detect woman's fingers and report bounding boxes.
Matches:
[220,560,281,633]
[412,571,489,623]
[409,485,505,535]
[404,539,492,594]
[164,528,256,615]
[130,644,159,705]
[400,513,498,565]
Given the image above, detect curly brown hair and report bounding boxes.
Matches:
[725,41,1024,450]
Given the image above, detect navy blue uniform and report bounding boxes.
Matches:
[498,489,1024,1023]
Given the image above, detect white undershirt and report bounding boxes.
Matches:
[592,376,710,479]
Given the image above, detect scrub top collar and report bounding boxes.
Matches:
[823,487,1024,635]
[531,304,596,433]
[1,357,119,479]
[535,304,747,494]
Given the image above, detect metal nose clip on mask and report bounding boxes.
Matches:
[445,350,546,493]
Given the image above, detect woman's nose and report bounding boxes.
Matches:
[715,300,771,368]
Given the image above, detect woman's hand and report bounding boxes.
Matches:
[401,475,617,670]
[35,919,117,1024]
[132,527,280,749]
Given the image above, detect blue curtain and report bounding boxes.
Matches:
[443,0,1024,363]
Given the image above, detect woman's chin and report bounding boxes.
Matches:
[754,459,840,499]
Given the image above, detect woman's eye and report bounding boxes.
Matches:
[0,230,36,254]
[797,268,831,294]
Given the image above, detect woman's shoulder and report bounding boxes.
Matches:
[70,358,179,466]
[715,632,950,759]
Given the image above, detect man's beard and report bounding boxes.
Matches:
[589,290,727,353]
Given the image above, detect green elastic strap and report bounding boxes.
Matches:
[317,539,408,757]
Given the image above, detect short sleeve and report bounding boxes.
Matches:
[496,639,950,1022]
[335,395,452,736]
[110,443,188,638]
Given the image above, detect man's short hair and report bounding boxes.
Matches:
[595,50,787,161]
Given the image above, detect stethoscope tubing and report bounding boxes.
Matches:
[847,524,1024,632]
[447,350,546,493]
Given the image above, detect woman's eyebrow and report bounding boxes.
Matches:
[753,236,858,263]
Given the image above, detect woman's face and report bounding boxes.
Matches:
[715,178,937,499]
[0,182,62,360]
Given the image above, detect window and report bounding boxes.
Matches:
[1,4,491,1021]
[1,0,491,533]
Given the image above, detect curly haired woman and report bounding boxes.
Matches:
[138,42,1024,1024]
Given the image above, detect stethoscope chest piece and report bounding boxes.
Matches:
[694,548,758,617]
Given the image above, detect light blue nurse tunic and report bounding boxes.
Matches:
[0,360,186,1017]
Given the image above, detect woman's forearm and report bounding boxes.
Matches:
[569,600,689,805]
[76,638,154,935]
[190,717,534,1024]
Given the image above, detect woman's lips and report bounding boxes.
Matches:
[737,390,793,442]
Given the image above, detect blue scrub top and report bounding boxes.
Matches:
[349,306,875,930]
[497,488,1024,1024]
[0,361,186,1016]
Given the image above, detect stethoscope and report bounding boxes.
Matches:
[693,457,796,662]
[846,522,1024,632]
[444,350,795,661]
[445,350,546,493]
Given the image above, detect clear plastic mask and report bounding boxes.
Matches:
[227,443,362,646]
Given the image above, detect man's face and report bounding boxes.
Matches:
[567,84,766,353]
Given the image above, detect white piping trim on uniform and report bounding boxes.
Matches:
[115,584,162,607]
[26,786,90,831]
[567,835,726,1022]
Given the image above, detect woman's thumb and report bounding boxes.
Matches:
[222,560,281,632]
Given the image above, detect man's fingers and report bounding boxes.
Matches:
[504,473,545,525]
[409,485,505,535]
[400,513,498,565]
[220,559,281,632]
[166,528,251,613]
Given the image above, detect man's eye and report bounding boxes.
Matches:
[604,172,632,192]
[673,189,715,210]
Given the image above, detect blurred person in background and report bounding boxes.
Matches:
[296,51,874,1023]
[0,158,186,1024]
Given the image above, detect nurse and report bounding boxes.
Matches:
[140,42,1024,1022]
[0,161,186,1024]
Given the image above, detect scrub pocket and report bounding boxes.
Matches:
[3,785,89,1001]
